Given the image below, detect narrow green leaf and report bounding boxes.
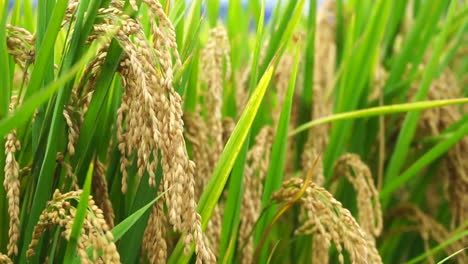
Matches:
[384,0,461,190]
[24,0,70,100]
[168,62,276,264]
[254,47,300,263]
[291,98,468,135]
[112,188,167,240]
[207,0,220,27]
[380,119,468,200]
[406,230,468,264]
[63,163,93,263]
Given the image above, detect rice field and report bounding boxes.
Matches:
[0,0,467,263]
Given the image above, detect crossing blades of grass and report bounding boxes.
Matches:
[254,46,300,263]
[62,163,94,263]
[71,187,169,264]
[15,26,113,263]
[218,1,267,261]
[168,61,276,264]
[380,119,468,202]
[383,0,461,192]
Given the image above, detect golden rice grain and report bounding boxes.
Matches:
[0,253,12,264]
[89,2,216,261]
[3,131,21,256]
[92,159,115,227]
[27,189,120,263]
[63,107,79,156]
[5,24,35,71]
[143,192,168,264]
[273,178,383,264]
[333,154,383,237]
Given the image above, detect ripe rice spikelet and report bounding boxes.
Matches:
[4,131,21,256]
[27,189,120,263]
[143,192,168,264]
[92,159,115,227]
[333,153,383,237]
[93,1,216,262]
[272,178,383,264]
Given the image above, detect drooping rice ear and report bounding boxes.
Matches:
[333,153,383,238]
[27,189,120,263]
[4,131,21,256]
[273,178,383,264]
[92,159,115,228]
[143,190,168,264]
[5,24,35,72]
[0,253,13,264]
[90,1,216,261]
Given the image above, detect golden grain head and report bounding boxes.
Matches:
[4,131,21,256]
[334,153,383,237]
[27,189,120,263]
[273,178,383,264]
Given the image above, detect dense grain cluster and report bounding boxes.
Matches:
[143,191,168,264]
[92,160,115,227]
[185,26,232,198]
[3,131,21,256]
[5,24,35,71]
[0,254,12,264]
[91,1,216,262]
[199,26,232,253]
[200,26,231,161]
[27,190,120,263]
[272,178,383,264]
[1,0,466,263]
[333,154,383,237]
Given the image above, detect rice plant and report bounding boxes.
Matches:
[0,0,467,263]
